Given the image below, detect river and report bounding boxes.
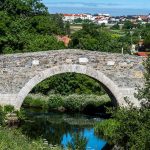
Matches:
[20,109,107,150]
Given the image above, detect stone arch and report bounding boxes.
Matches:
[16,64,125,109]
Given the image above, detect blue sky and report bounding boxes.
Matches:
[42,0,150,15]
[43,0,150,9]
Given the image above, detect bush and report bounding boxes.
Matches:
[95,119,120,144]
[48,95,64,109]
[23,94,111,112]
[0,127,62,150]
[63,95,82,112]
[0,106,6,125]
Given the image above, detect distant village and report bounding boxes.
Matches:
[63,13,150,25]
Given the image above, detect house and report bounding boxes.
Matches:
[63,14,74,22]
[95,17,109,24]
[63,14,92,22]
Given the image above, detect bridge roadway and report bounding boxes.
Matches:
[0,49,145,109]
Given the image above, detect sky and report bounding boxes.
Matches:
[42,0,150,16]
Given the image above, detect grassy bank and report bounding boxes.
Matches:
[0,106,62,150]
[23,94,111,113]
[0,127,61,150]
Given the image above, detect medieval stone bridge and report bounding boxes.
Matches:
[0,49,145,109]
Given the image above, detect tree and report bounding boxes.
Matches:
[144,32,150,50]
[31,73,104,95]
[0,0,48,16]
[65,21,71,35]
[74,18,83,24]
[123,20,134,29]
[0,0,66,54]
[111,23,120,30]
[138,57,150,107]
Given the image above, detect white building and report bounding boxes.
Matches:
[97,19,108,25]
[63,13,110,24]
[63,14,92,22]
[63,14,74,22]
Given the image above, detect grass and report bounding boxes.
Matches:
[0,127,62,150]
[70,25,82,33]
[23,94,111,112]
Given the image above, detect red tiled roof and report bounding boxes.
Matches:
[64,14,73,17]
[64,14,87,17]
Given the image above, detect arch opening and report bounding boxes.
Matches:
[16,64,124,109]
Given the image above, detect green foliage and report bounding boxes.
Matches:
[0,0,66,54]
[0,105,16,126]
[111,23,120,30]
[48,95,64,109]
[64,21,71,35]
[144,32,150,50]
[3,105,14,113]
[0,0,48,16]
[137,57,150,107]
[20,34,65,52]
[69,21,150,53]
[24,96,48,110]
[69,23,129,53]
[73,18,92,24]
[0,106,5,125]
[94,57,150,149]
[31,73,105,96]
[123,21,135,29]
[24,94,110,112]
[63,94,110,112]
[67,133,88,150]
[95,119,120,144]
[63,95,83,112]
[0,127,62,150]
[95,107,150,149]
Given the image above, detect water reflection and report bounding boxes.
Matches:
[20,110,106,150]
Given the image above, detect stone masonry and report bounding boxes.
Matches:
[0,49,145,109]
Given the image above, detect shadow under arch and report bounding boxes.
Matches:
[16,64,125,109]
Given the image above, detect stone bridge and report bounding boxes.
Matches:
[0,49,145,109]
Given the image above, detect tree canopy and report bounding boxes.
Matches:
[0,0,67,54]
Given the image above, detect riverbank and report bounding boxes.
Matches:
[0,106,62,150]
[0,127,62,150]
[23,94,111,114]
[0,106,108,150]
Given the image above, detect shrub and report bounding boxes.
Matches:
[48,95,64,109]
[0,106,6,125]
[95,119,120,144]
[0,127,62,150]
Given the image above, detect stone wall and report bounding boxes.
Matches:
[0,49,145,109]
